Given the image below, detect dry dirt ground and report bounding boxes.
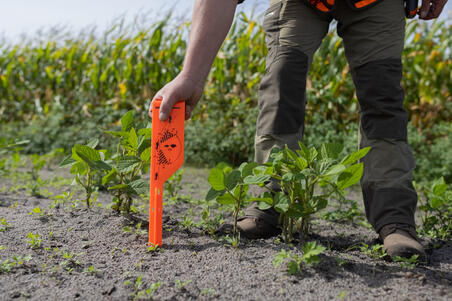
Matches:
[0,166,451,301]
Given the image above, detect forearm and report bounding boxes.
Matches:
[181,0,237,83]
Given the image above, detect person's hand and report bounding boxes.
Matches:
[149,72,204,121]
[418,0,448,20]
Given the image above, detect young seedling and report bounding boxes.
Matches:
[0,217,11,232]
[393,254,420,269]
[25,233,42,249]
[61,139,111,208]
[28,154,47,197]
[206,162,260,246]
[273,242,326,275]
[359,243,387,260]
[83,265,100,276]
[126,275,162,301]
[29,207,47,218]
[416,178,451,239]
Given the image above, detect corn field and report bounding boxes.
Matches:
[0,15,450,127]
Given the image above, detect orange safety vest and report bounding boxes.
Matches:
[305,0,382,13]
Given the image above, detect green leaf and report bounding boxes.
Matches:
[226,170,241,190]
[337,163,364,190]
[239,162,258,178]
[273,249,288,268]
[206,188,225,201]
[60,155,76,167]
[129,179,148,195]
[302,242,326,265]
[243,174,271,185]
[102,169,117,185]
[294,157,308,170]
[137,138,152,155]
[104,130,130,138]
[287,261,300,275]
[117,156,141,173]
[341,147,371,165]
[324,164,346,176]
[87,138,99,149]
[216,193,235,205]
[108,184,128,191]
[73,145,100,161]
[76,150,111,171]
[282,172,295,182]
[309,147,318,162]
[70,161,87,175]
[430,197,443,209]
[137,127,152,138]
[274,193,290,213]
[432,180,447,196]
[320,143,343,159]
[121,111,134,131]
[129,128,138,149]
[208,168,225,191]
[257,202,272,210]
[312,196,328,212]
[140,147,152,163]
[297,142,310,160]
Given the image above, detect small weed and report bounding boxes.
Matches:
[29,207,47,218]
[25,232,42,249]
[164,169,183,198]
[335,257,346,267]
[197,207,224,236]
[135,222,147,236]
[338,290,347,299]
[393,254,420,269]
[126,275,162,301]
[50,191,74,210]
[0,254,32,274]
[60,250,82,272]
[122,225,132,233]
[273,242,325,275]
[359,243,387,260]
[200,288,216,296]
[175,279,192,289]
[0,217,11,232]
[180,216,195,231]
[416,178,451,239]
[146,244,163,253]
[83,265,100,276]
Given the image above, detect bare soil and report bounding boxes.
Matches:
[0,166,451,301]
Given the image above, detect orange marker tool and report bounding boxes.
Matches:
[150,99,185,246]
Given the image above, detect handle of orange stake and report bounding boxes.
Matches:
[149,183,163,246]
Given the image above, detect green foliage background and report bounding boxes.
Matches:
[0,15,450,182]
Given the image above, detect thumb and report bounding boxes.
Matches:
[158,93,178,121]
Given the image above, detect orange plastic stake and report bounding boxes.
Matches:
[149,99,185,246]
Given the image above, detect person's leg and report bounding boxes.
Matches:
[254,0,331,164]
[334,0,424,259]
[239,0,331,238]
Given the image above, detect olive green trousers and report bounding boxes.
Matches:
[253,0,417,232]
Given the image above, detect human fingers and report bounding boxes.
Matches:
[158,91,179,121]
[149,93,163,118]
[419,0,447,19]
[429,0,447,19]
[419,0,432,19]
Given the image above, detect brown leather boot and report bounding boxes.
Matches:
[236,202,281,239]
[379,223,426,262]
[236,216,281,239]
